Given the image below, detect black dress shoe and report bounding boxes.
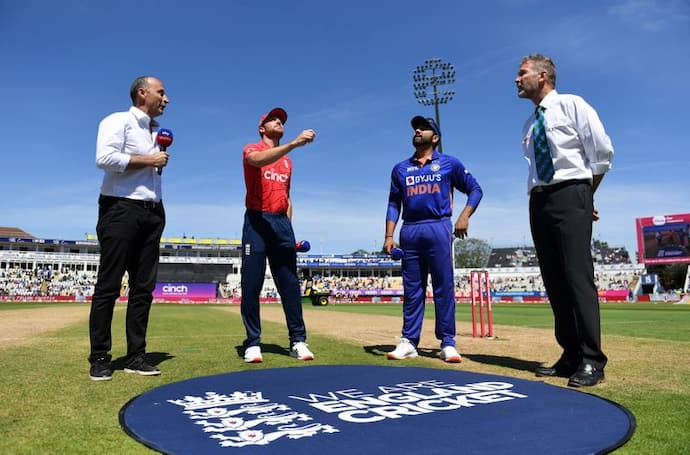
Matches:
[568,364,605,387]
[535,360,578,378]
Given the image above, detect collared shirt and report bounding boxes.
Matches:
[96,106,162,201]
[522,90,614,194]
[386,150,482,223]
[243,141,292,214]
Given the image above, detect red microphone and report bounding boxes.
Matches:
[155,128,173,175]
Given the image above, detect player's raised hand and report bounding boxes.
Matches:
[293,129,316,147]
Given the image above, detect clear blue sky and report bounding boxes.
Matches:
[1,0,688,259]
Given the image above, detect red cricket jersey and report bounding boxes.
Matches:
[243,141,292,214]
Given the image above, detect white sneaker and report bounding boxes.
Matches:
[244,346,263,363]
[440,346,462,363]
[387,338,418,360]
[290,342,314,361]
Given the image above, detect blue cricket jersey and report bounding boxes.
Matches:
[386,150,483,223]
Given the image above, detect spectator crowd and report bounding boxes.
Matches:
[0,267,97,299]
[1,244,643,300]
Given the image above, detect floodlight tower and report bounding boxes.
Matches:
[413,58,456,153]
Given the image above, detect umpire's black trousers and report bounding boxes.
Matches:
[89,195,165,363]
[529,180,607,370]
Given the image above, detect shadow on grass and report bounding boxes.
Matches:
[364,345,542,372]
[112,352,175,370]
[233,343,291,358]
[463,354,541,373]
[363,344,394,357]
[363,344,443,360]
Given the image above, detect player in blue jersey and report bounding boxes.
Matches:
[383,116,483,363]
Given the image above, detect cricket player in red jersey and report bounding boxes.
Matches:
[240,107,316,363]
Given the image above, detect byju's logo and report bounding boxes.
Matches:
[405,174,441,186]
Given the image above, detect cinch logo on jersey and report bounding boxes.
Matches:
[162,284,188,294]
[264,169,289,182]
[289,379,527,424]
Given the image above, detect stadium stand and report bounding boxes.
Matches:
[487,247,539,268]
[591,239,632,264]
[488,241,632,268]
[158,263,234,283]
[0,227,671,302]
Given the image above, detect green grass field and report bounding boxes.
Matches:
[0,302,688,454]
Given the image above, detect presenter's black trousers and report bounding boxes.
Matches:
[89,195,165,363]
[529,180,607,370]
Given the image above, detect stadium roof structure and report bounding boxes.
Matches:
[0,227,35,239]
[85,233,240,246]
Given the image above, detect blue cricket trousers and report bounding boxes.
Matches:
[399,218,456,348]
[240,210,306,348]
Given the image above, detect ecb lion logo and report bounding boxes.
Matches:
[168,391,339,448]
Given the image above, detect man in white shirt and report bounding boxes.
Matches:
[89,76,170,381]
[516,54,613,387]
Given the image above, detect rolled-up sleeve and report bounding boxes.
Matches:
[96,113,130,173]
[464,176,483,209]
[575,99,613,176]
[451,159,483,209]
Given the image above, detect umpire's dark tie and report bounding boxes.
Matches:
[533,105,555,182]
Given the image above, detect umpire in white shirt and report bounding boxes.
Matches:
[89,76,170,381]
[516,54,613,388]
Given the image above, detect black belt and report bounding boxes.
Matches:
[531,179,590,195]
[100,195,162,209]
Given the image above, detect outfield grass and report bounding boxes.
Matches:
[0,302,688,454]
[317,302,690,342]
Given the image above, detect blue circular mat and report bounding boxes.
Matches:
[120,365,635,454]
